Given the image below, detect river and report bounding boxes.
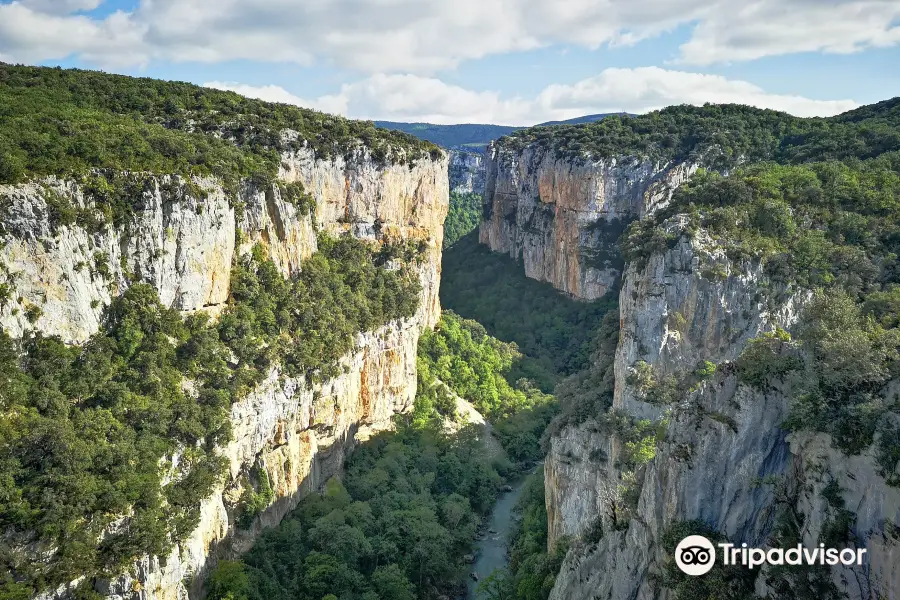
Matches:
[465,466,536,599]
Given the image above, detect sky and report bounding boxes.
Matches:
[0,0,898,125]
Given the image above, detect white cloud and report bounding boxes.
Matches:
[205,67,859,125]
[534,67,859,118]
[678,0,900,65]
[0,0,898,71]
[0,3,147,67]
[203,81,348,115]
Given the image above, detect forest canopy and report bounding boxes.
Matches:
[0,64,442,187]
[443,191,482,248]
[498,99,900,170]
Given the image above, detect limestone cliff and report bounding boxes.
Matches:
[544,219,900,600]
[479,142,697,300]
[448,149,485,195]
[2,146,448,600]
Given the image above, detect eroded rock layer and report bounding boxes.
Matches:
[479,143,696,300]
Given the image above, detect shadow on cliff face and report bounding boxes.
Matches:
[440,231,616,393]
[184,420,363,600]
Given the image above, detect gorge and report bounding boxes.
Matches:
[2,63,900,600]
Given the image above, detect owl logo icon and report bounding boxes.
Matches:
[675,535,716,576]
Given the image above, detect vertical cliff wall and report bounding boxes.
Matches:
[448,149,485,195]
[544,219,900,600]
[2,147,448,600]
[479,143,697,300]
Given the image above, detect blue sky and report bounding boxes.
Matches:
[1,0,898,124]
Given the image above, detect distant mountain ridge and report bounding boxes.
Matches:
[372,122,519,149]
[535,112,629,126]
[375,113,624,150]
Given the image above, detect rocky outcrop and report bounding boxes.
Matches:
[448,149,485,194]
[545,220,900,600]
[3,146,448,600]
[480,142,697,300]
[98,320,420,600]
[1,147,447,342]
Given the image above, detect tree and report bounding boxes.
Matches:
[207,561,249,600]
[371,564,415,600]
[477,569,514,600]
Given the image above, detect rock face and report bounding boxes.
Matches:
[2,147,448,600]
[544,221,900,600]
[479,142,697,300]
[99,320,421,600]
[448,149,485,195]
[1,148,447,342]
[478,141,899,597]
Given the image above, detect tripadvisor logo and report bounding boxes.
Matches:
[675,535,717,575]
[675,535,867,576]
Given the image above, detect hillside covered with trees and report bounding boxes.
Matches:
[0,63,443,599]
[499,99,900,169]
[0,63,441,189]
[0,237,424,596]
[442,192,483,248]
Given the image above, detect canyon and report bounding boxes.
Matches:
[4,63,899,600]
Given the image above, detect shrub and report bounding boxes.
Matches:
[237,466,275,529]
[23,304,42,324]
[735,327,802,388]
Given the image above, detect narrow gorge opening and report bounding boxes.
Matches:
[203,193,619,600]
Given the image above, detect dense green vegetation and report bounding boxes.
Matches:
[0,64,440,189]
[624,158,900,291]
[418,312,543,419]
[417,312,555,463]
[785,290,900,462]
[0,235,421,595]
[206,401,503,600]
[443,192,482,248]
[441,232,616,391]
[500,100,900,169]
